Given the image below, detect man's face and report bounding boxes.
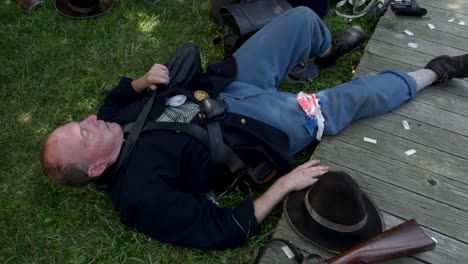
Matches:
[49,115,123,168]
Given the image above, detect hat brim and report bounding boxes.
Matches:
[55,0,113,19]
[284,188,384,254]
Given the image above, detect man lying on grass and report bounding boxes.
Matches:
[41,7,468,249]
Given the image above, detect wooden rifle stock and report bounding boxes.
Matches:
[320,219,436,264]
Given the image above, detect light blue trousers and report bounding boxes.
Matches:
[218,7,417,155]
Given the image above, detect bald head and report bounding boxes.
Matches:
[41,127,91,187]
[41,115,124,187]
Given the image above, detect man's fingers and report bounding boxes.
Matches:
[295,160,324,174]
[148,76,170,84]
[149,64,170,80]
[307,166,329,178]
[306,160,321,168]
[151,63,167,70]
[297,159,320,170]
[148,69,170,78]
[160,65,169,73]
[285,163,329,192]
[150,64,169,77]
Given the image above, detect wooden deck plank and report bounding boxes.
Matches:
[377,18,468,52]
[412,88,468,116]
[391,100,468,136]
[421,4,468,24]
[384,9,468,40]
[335,122,468,186]
[355,112,468,161]
[371,26,467,57]
[421,0,468,16]
[365,38,434,67]
[359,52,420,71]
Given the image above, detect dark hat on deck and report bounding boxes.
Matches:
[284,171,384,253]
[55,0,113,19]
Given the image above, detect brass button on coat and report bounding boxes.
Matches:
[194,90,209,102]
[241,118,246,125]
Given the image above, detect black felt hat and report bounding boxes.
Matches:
[284,171,384,253]
[55,0,113,19]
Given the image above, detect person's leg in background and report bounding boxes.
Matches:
[218,7,331,154]
[228,6,331,92]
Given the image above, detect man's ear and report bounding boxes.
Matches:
[87,162,107,177]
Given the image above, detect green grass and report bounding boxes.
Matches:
[0,0,378,263]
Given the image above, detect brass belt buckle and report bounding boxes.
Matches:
[194,90,209,102]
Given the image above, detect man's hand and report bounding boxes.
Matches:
[253,160,329,223]
[281,160,329,192]
[131,63,170,93]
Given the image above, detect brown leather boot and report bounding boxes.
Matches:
[424,54,468,82]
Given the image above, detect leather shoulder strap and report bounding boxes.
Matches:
[113,92,156,174]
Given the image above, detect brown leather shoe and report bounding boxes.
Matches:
[17,0,43,12]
